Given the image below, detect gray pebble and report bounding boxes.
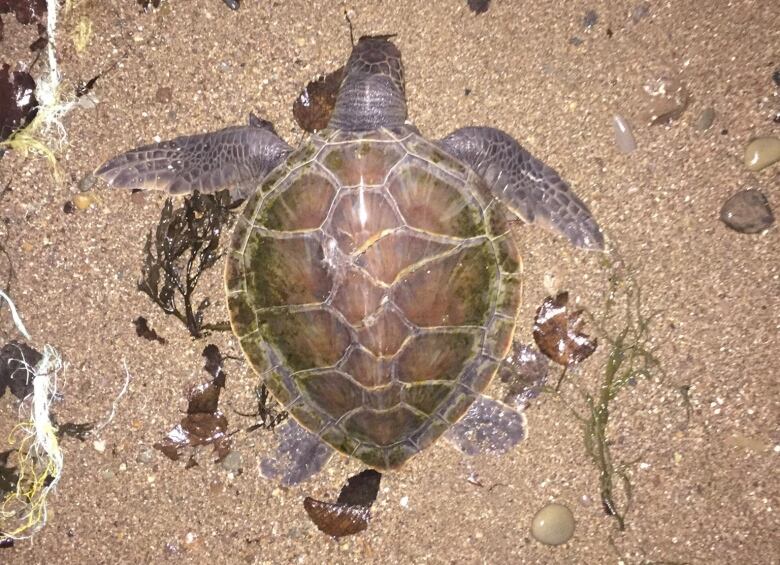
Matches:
[136,446,156,464]
[612,115,637,153]
[695,107,716,131]
[583,10,598,28]
[220,450,242,473]
[720,189,774,234]
[155,86,173,104]
[78,173,96,192]
[631,2,651,23]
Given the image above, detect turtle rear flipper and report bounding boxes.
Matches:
[95,123,291,195]
[440,127,605,250]
[444,395,527,456]
[260,419,333,486]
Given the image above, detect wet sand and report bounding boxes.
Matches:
[1,1,778,563]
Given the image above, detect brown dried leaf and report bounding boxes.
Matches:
[154,345,230,461]
[532,292,597,366]
[304,469,381,538]
[337,469,381,506]
[304,498,371,538]
[293,67,344,133]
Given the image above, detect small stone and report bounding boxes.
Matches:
[695,107,715,131]
[743,137,780,171]
[773,68,780,87]
[641,75,689,125]
[720,189,774,234]
[612,115,637,153]
[136,446,155,464]
[630,2,650,23]
[155,86,172,104]
[531,503,576,546]
[93,439,106,453]
[220,450,242,473]
[583,10,598,28]
[78,173,96,192]
[73,192,96,210]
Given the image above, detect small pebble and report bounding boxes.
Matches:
[695,107,715,131]
[220,450,242,473]
[155,86,173,104]
[743,137,780,171]
[93,439,106,453]
[720,189,774,234]
[531,503,576,546]
[612,115,637,153]
[773,68,780,87]
[641,75,689,125]
[583,10,598,28]
[136,446,155,464]
[631,1,651,23]
[78,173,96,192]
[73,192,96,210]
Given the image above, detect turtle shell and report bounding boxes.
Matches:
[225,128,522,470]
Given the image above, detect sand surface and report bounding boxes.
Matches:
[1,1,778,563]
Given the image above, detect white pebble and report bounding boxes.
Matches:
[612,115,637,154]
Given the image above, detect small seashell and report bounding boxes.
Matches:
[612,115,636,154]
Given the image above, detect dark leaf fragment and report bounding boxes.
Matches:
[0,340,41,400]
[133,316,166,344]
[0,64,38,142]
[0,449,18,494]
[0,0,47,25]
[304,498,371,538]
[137,0,162,11]
[55,421,95,441]
[304,469,381,538]
[337,469,381,507]
[498,342,548,407]
[154,345,230,462]
[293,67,344,133]
[533,292,597,366]
[138,191,233,338]
[467,0,491,14]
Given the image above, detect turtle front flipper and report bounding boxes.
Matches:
[259,419,333,486]
[444,395,527,456]
[440,127,605,250]
[95,121,291,195]
[328,35,407,131]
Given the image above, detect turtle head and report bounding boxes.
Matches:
[329,35,407,131]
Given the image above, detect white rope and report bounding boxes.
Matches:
[0,290,31,339]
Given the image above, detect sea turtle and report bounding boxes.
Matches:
[95,36,604,485]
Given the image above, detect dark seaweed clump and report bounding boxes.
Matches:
[139,191,233,338]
